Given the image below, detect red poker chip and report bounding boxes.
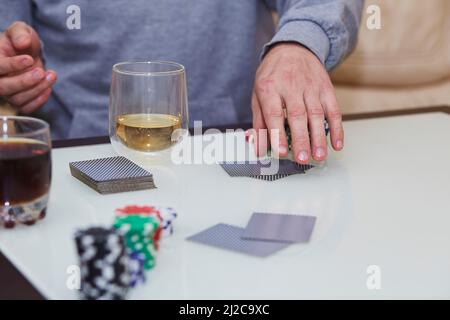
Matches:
[115,205,163,222]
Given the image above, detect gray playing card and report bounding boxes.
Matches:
[70,156,152,182]
[187,223,291,257]
[69,156,156,194]
[219,159,313,177]
[242,213,316,243]
[249,174,294,181]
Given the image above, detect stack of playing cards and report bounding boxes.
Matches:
[187,213,316,257]
[69,156,156,194]
[219,159,314,181]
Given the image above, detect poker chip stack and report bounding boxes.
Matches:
[74,227,130,300]
[74,205,177,298]
[112,205,177,287]
[115,205,178,249]
[113,214,161,270]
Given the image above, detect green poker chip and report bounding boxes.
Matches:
[113,215,160,270]
[113,215,159,236]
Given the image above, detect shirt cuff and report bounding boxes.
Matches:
[261,19,331,67]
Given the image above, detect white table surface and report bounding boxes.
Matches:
[1,112,449,300]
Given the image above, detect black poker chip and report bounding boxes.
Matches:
[74,227,130,300]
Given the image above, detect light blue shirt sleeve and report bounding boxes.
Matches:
[263,0,365,70]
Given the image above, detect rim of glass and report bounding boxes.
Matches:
[112,61,185,76]
[0,115,50,138]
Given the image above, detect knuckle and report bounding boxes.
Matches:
[19,74,30,88]
[314,134,327,145]
[304,75,314,87]
[330,122,343,132]
[0,61,6,75]
[24,99,39,112]
[8,95,22,106]
[36,81,50,93]
[9,59,18,71]
[11,57,23,70]
[287,106,306,119]
[327,109,342,121]
[308,106,324,118]
[281,70,296,84]
[255,77,274,94]
[0,81,12,96]
[267,107,284,118]
[292,134,310,147]
[321,79,334,92]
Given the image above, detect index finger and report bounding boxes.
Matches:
[255,80,288,157]
[251,92,269,157]
[0,55,33,76]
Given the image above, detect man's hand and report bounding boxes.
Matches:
[0,21,57,113]
[252,43,343,164]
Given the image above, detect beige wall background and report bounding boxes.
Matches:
[1,0,449,118]
[332,0,450,114]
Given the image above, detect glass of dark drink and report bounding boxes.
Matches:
[0,116,52,228]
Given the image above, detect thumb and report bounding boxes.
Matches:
[5,21,41,57]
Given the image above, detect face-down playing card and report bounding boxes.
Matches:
[70,156,152,182]
[241,213,316,243]
[69,156,156,194]
[186,223,290,257]
[219,159,314,177]
[248,174,292,181]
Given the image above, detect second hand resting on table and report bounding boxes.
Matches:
[0,23,343,164]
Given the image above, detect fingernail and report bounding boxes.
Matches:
[20,57,32,67]
[32,69,44,80]
[298,151,308,162]
[315,147,326,158]
[46,73,54,81]
[278,145,287,155]
[15,35,27,44]
[336,140,343,149]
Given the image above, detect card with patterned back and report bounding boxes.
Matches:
[219,159,313,178]
[242,213,316,243]
[69,156,156,194]
[187,223,290,257]
[248,174,294,181]
[70,156,152,182]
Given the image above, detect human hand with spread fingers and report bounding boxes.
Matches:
[252,42,344,164]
